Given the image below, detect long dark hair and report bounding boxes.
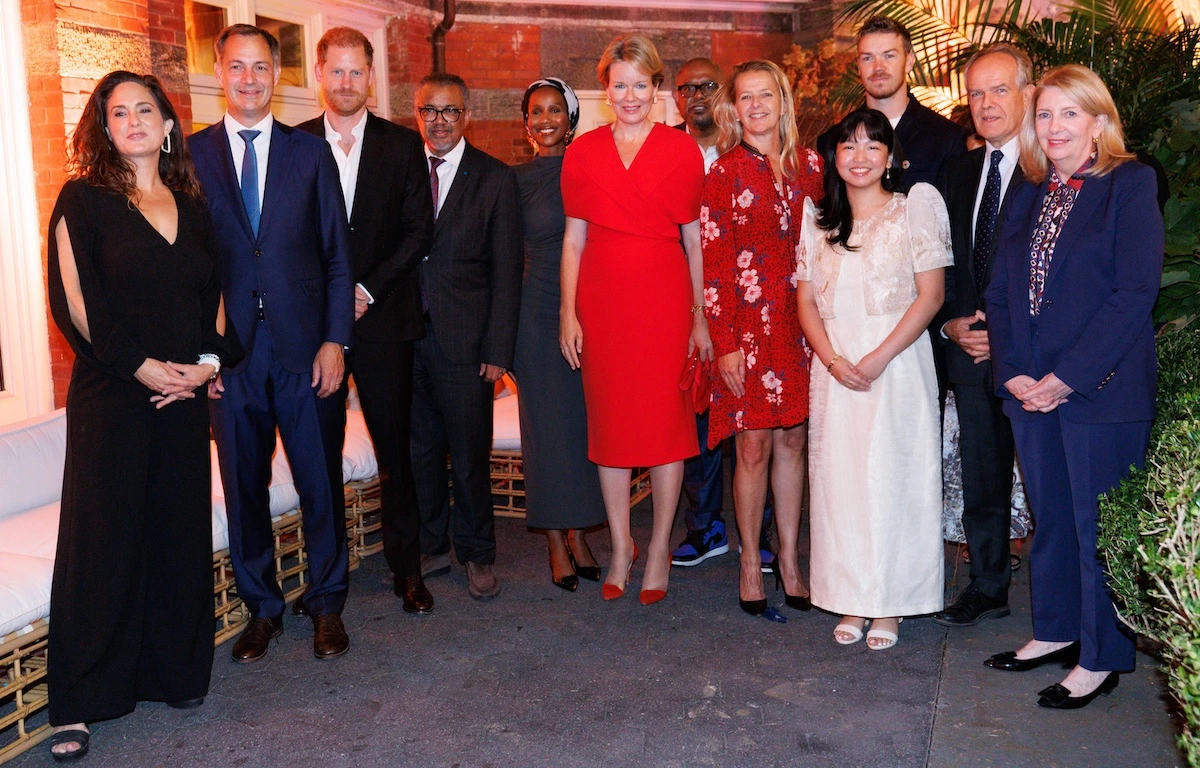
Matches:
[68,70,202,200]
[817,108,901,250]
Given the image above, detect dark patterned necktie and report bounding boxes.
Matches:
[972,149,1003,296]
[429,156,445,218]
[238,129,261,236]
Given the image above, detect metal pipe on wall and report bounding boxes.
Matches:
[431,0,456,74]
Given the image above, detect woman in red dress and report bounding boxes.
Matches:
[702,60,823,621]
[560,34,711,605]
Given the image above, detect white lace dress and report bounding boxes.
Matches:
[799,184,951,618]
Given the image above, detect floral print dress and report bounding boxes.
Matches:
[700,142,823,447]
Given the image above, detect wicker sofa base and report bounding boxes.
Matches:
[0,621,49,764]
[490,450,651,519]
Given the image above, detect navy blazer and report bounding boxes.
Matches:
[983,161,1163,423]
[190,120,354,375]
[936,146,1025,386]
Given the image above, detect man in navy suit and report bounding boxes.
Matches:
[191,24,355,663]
[817,16,967,191]
[933,44,1034,628]
[298,27,435,615]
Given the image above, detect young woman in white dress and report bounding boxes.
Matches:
[796,109,952,650]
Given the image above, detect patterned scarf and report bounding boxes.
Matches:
[1028,159,1090,316]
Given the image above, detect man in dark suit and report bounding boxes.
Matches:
[411,72,522,601]
[192,24,354,662]
[933,44,1034,627]
[298,27,435,616]
[817,16,967,191]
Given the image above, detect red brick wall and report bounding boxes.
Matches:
[711,30,795,72]
[149,0,192,131]
[443,22,540,91]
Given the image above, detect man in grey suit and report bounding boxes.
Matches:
[412,72,522,600]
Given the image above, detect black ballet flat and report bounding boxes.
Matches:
[770,559,813,611]
[1037,672,1119,709]
[984,642,1081,672]
[567,548,601,582]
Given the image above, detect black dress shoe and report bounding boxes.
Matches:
[934,586,1010,627]
[291,593,309,617]
[167,697,205,710]
[312,613,350,659]
[1037,672,1119,709]
[398,574,434,614]
[232,616,283,663]
[984,642,1080,672]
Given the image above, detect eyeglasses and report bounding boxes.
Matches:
[417,106,465,123]
[676,81,719,98]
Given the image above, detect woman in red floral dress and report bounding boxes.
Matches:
[701,60,823,620]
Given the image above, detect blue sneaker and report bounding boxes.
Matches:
[671,521,730,566]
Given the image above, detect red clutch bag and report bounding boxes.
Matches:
[679,351,712,415]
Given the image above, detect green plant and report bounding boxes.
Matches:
[1153,99,1200,326]
[1099,328,1200,764]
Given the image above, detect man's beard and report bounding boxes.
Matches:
[689,111,714,133]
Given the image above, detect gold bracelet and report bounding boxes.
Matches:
[691,304,704,315]
[826,355,841,372]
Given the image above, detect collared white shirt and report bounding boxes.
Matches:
[424,137,467,217]
[223,112,274,211]
[971,134,1020,235]
[324,110,368,220]
[685,125,720,174]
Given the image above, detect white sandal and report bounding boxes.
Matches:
[834,620,868,645]
[866,618,903,651]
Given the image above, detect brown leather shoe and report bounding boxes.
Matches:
[312,613,350,659]
[398,574,434,614]
[465,562,501,601]
[231,616,283,663]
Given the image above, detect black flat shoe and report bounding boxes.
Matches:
[1037,672,1119,709]
[770,559,812,611]
[49,729,90,763]
[984,642,1080,672]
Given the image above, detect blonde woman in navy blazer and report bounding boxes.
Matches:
[982,65,1163,709]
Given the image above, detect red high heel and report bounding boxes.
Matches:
[601,543,638,601]
[639,554,669,605]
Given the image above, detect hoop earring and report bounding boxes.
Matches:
[161,133,172,154]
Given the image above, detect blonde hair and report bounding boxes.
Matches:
[1019,64,1134,183]
[713,60,804,177]
[596,34,664,88]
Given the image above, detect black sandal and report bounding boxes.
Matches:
[49,728,90,763]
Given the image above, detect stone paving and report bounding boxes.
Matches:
[10,504,1182,767]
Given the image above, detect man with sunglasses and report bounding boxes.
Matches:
[411,72,522,601]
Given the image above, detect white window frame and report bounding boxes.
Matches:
[188,0,390,129]
[0,0,53,423]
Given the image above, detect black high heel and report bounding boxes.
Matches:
[770,559,812,611]
[550,549,578,592]
[739,596,768,615]
[566,544,601,582]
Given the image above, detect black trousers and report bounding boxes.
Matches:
[411,321,496,564]
[351,340,421,580]
[953,381,1015,601]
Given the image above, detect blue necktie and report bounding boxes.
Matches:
[973,149,1004,295]
[238,129,261,236]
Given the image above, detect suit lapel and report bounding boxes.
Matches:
[258,121,294,240]
[351,114,383,229]
[957,150,985,281]
[1043,171,1108,295]
[434,145,474,235]
[209,122,256,241]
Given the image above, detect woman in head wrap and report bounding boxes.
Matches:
[511,77,606,591]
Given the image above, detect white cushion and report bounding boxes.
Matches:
[0,502,59,560]
[342,409,378,482]
[492,394,521,451]
[0,554,53,637]
[0,409,66,521]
